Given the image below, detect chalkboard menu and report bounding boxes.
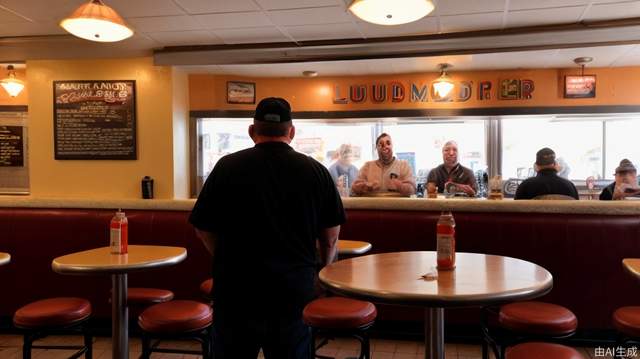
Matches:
[53,80,136,160]
[0,125,23,167]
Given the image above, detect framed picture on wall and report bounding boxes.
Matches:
[564,75,596,98]
[227,81,256,104]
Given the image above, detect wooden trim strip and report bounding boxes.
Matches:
[0,105,27,112]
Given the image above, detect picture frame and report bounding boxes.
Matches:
[564,75,596,98]
[226,81,256,104]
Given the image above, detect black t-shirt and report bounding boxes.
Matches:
[189,141,346,311]
[514,169,579,200]
[427,163,477,193]
[599,182,615,200]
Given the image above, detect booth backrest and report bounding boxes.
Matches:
[1,207,639,331]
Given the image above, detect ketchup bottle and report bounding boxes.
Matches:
[110,209,128,254]
[436,211,456,270]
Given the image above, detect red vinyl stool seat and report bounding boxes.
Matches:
[199,278,213,299]
[613,306,640,338]
[127,287,174,305]
[303,297,377,359]
[482,301,578,359]
[499,302,578,336]
[506,342,585,359]
[13,297,93,359]
[138,300,213,358]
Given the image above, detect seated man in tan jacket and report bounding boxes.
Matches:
[352,133,416,197]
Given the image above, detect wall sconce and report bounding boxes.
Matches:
[1,65,25,98]
[432,63,454,98]
[60,0,133,42]
[349,0,435,26]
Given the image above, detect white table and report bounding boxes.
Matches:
[52,245,187,359]
[319,251,553,359]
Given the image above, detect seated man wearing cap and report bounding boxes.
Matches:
[190,97,345,359]
[351,133,416,196]
[600,159,640,200]
[514,147,579,200]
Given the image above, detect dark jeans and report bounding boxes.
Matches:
[212,308,312,359]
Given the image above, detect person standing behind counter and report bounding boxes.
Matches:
[328,144,359,192]
[427,140,477,197]
[600,159,640,200]
[352,133,416,196]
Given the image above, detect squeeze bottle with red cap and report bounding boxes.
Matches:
[110,209,128,254]
[436,211,456,270]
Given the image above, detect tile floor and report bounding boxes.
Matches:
[0,333,612,358]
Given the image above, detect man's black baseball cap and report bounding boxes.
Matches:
[254,97,292,123]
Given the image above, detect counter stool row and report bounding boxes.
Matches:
[12,285,215,359]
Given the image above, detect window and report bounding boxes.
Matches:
[382,119,487,181]
[605,117,640,178]
[502,116,603,180]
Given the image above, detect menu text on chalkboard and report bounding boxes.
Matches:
[0,126,23,167]
[54,80,136,160]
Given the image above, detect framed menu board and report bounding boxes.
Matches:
[0,125,23,166]
[53,80,136,160]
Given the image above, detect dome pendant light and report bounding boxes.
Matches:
[1,65,25,98]
[349,0,435,26]
[432,63,455,98]
[60,0,133,42]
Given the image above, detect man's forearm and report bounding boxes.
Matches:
[195,229,217,256]
[318,225,340,267]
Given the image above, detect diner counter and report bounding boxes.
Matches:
[1,195,640,215]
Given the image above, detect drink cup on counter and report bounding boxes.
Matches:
[488,175,503,200]
[427,183,438,198]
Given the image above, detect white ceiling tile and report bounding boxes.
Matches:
[0,7,29,22]
[0,19,65,37]
[0,0,78,21]
[283,23,361,41]
[127,15,206,32]
[105,0,185,17]
[509,0,589,11]
[506,6,585,27]
[146,30,222,46]
[609,45,640,66]
[193,12,273,30]
[172,0,260,14]
[439,12,504,32]
[436,0,506,16]
[268,6,351,26]
[254,0,342,10]
[213,26,290,44]
[583,1,640,20]
[555,45,636,67]
[355,16,438,38]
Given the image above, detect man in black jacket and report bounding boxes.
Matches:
[515,147,579,200]
[600,159,640,200]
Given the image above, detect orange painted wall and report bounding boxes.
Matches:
[0,68,27,106]
[190,67,640,112]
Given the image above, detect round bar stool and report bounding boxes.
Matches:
[612,306,640,350]
[483,301,578,359]
[506,342,585,359]
[13,297,93,359]
[128,287,174,305]
[138,299,213,359]
[303,297,377,359]
[200,278,213,301]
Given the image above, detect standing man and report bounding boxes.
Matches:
[190,97,346,359]
[600,159,640,200]
[427,140,477,196]
[351,133,416,196]
[514,147,579,200]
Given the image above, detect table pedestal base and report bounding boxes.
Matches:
[425,307,444,359]
[112,273,128,359]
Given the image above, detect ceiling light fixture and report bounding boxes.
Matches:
[348,0,435,26]
[432,63,454,98]
[1,65,25,98]
[574,57,593,76]
[60,0,133,42]
[302,71,318,77]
